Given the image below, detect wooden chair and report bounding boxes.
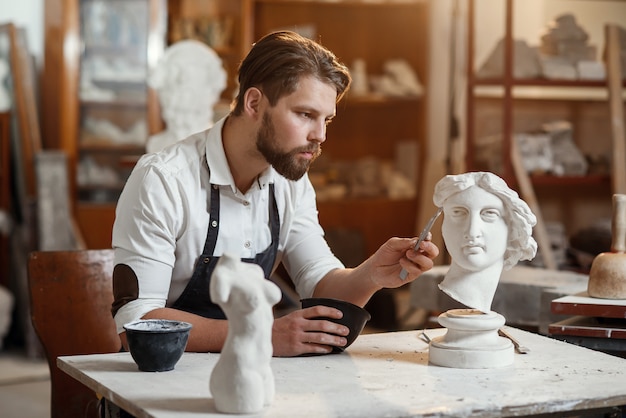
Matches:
[28,249,121,418]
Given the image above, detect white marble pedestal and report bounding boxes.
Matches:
[429,309,513,369]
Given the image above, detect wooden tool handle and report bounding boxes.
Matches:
[611,194,626,253]
[606,24,626,195]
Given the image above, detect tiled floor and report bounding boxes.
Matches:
[0,350,50,418]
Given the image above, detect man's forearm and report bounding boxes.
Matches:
[139,307,229,353]
[312,262,382,308]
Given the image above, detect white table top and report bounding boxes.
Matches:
[58,328,626,418]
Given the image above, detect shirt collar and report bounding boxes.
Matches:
[205,116,276,193]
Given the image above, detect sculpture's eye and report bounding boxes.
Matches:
[449,207,468,219]
[481,208,501,222]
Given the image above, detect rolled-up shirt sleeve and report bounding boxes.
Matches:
[280,177,344,298]
[112,156,184,333]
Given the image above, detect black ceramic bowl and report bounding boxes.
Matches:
[123,319,192,372]
[301,298,371,352]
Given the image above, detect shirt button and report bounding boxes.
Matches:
[244,241,251,249]
[243,200,250,206]
[211,220,218,228]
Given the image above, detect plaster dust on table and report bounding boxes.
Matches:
[56,327,626,418]
[267,329,625,418]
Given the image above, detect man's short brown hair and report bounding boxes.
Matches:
[231,31,351,115]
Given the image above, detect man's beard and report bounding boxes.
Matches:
[256,112,321,181]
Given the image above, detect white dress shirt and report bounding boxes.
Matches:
[112,117,344,333]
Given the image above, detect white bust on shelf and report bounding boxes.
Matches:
[146,40,227,154]
[433,172,537,312]
[209,253,282,414]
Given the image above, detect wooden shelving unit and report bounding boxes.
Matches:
[250,0,429,256]
[43,0,429,251]
[42,0,168,248]
[465,0,625,242]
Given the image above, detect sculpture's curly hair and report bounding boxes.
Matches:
[433,171,537,270]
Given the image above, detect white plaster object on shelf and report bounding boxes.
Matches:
[577,60,606,80]
[428,172,538,368]
[477,39,542,79]
[0,58,11,111]
[76,156,121,187]
[349,157,385,197]
[83,117,147,145]
[540,56,578,80]
[81,55,148,85]
[383,59,423,96]
[209,253,282,414]
[540,14,595,63]
[542,120,588,176]
[385,170,415,200]
[0,210,11,237]
[147,40,226,154]
[514,120,587,177]
[370,59,423,97]
[0,284,13,350]
[349,58,369,96]
[515,132,554,174]
[541,14,588,43]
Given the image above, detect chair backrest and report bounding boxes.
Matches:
[28,249,121,418]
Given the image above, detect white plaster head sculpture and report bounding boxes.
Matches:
[433,172,537,312]
[146,39,227,154]
[208,253,282,414]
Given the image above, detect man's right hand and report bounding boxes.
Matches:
[271,306,350,357]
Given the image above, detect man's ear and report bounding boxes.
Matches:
[243,87,264,118]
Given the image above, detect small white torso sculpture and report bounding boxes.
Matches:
[428,172,537,368]
[146,40,226,154]
[209,253,282,414]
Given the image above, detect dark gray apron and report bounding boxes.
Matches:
[171,183,280,319]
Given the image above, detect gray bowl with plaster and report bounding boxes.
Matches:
[124,319,192,372]
[301,298,371,353]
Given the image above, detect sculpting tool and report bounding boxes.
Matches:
[499,328,529,354]
[399,207,442,280]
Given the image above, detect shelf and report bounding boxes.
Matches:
[343,94,422,106]
[474,77,625,88]
[252,0,428,260]
[252,0,426,5]
[465,0,624,252]
[79,141,146,153]
[78,184,126,192]
[474,85,626,101]
[317,196,414,205]
[530,174,611,187]
[81,98,148,107]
